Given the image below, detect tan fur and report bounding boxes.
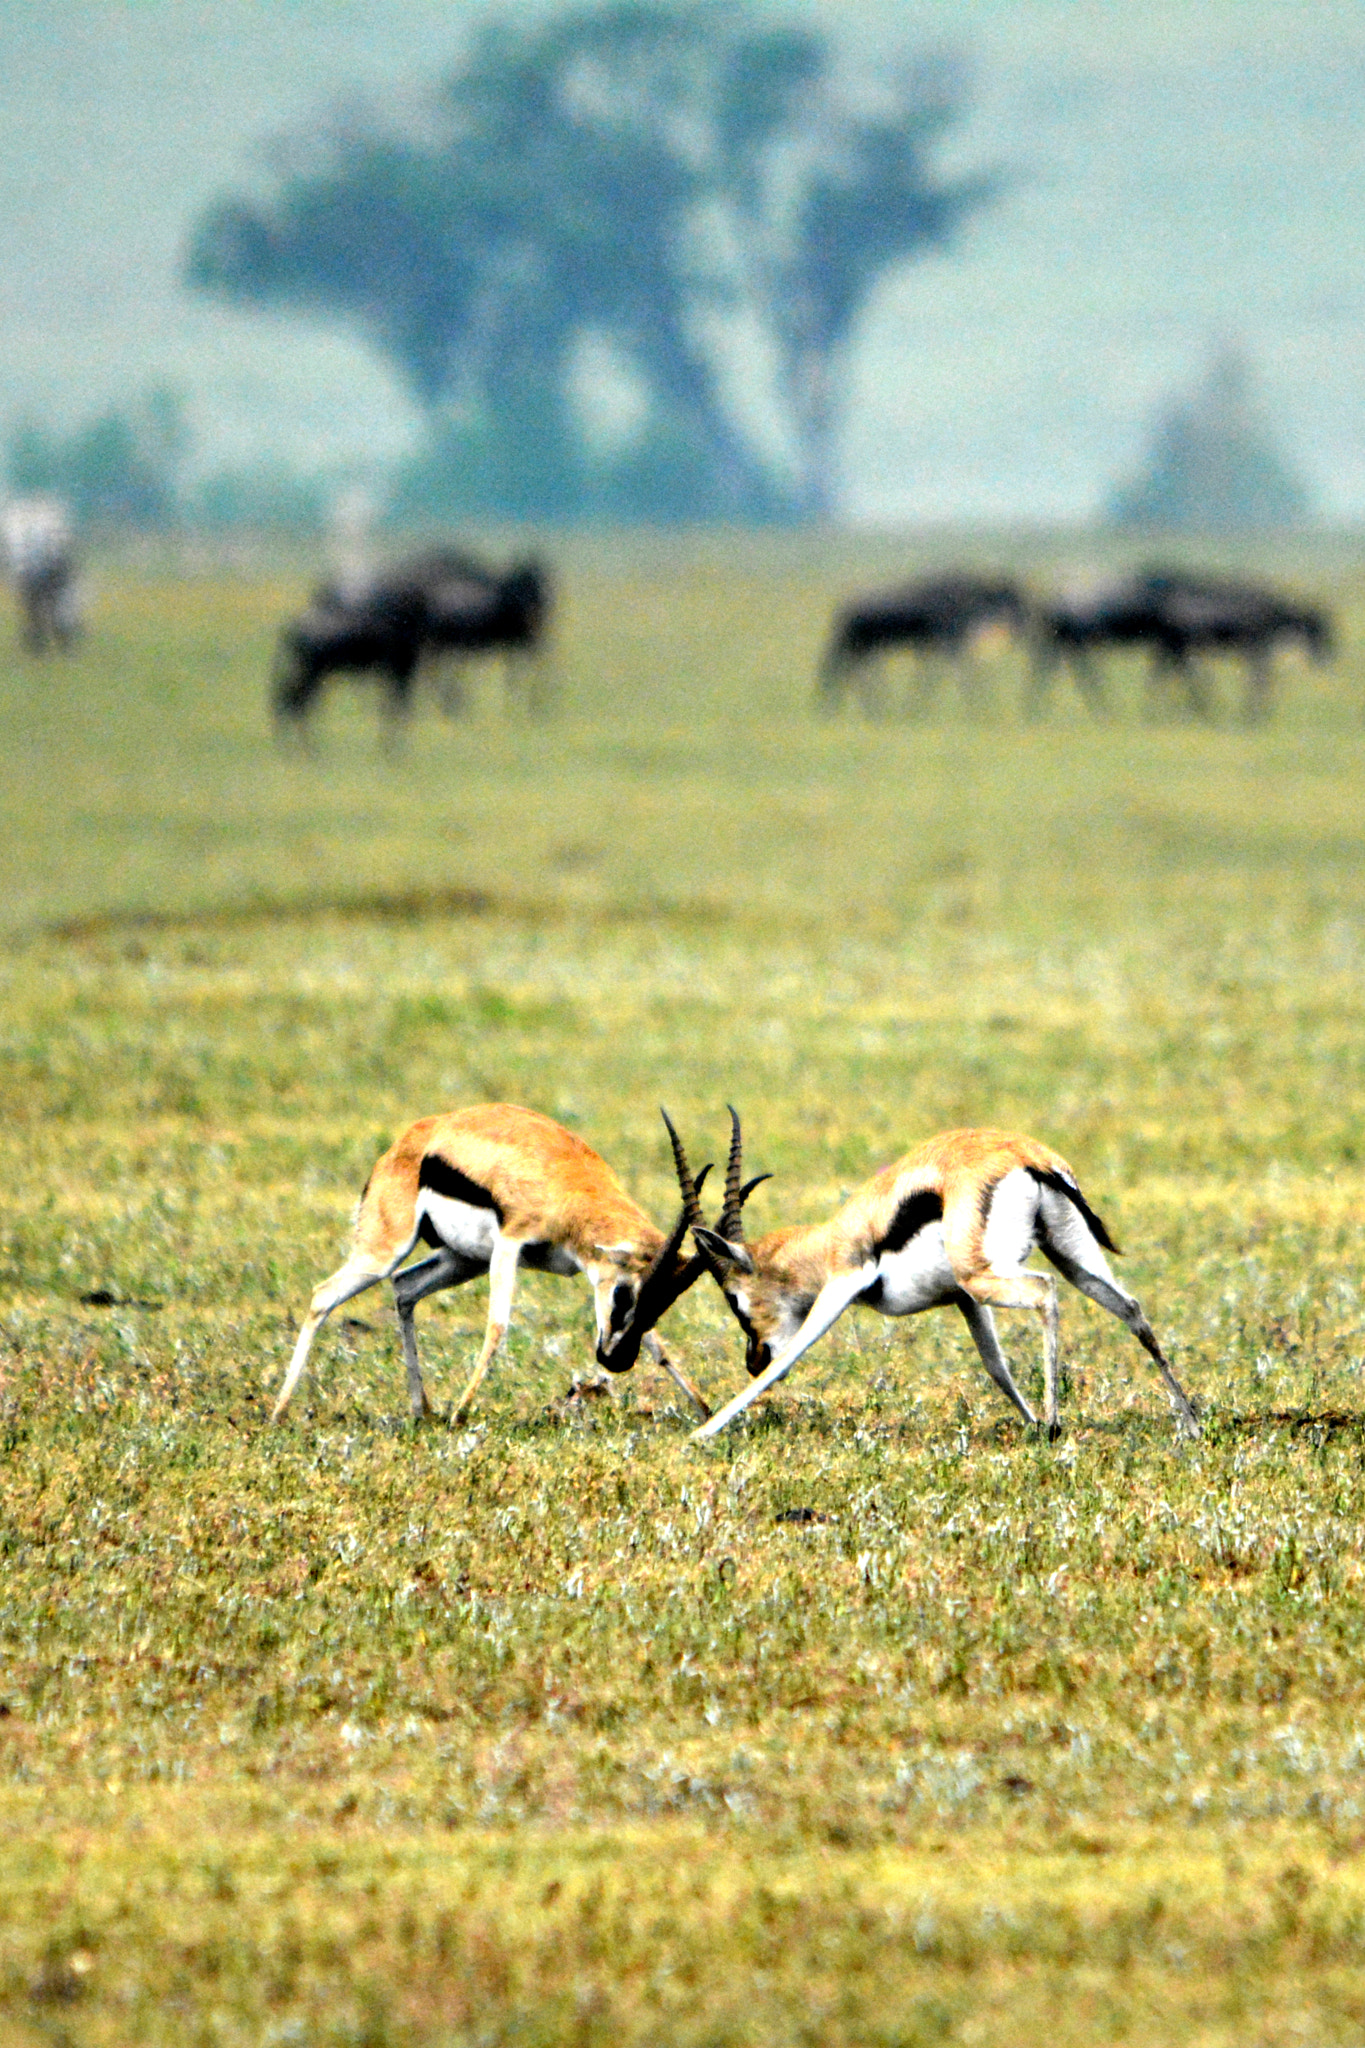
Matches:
[355,1104,664,1269]
[739,1128,1073,1338]
[692,1122,1198,1442]
[275,1103,707,1425]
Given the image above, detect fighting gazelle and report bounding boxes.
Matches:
[273,1104,714,1424]
[668,1111,1199,1442]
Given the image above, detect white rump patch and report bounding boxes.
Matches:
[980,1168,1043,1272]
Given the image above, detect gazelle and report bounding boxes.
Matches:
[272,1104,714,1424]
[669,1111,1199,1442]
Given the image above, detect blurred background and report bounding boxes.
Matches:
[2,0,1361,541]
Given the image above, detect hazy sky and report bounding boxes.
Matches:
[2,1,1364,521]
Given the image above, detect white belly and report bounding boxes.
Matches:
[872,1224,958,1314]
[415,1192,499,1262]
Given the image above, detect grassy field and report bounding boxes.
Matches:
[3,532,1365,2044]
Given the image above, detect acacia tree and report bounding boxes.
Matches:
[186,3,994,521]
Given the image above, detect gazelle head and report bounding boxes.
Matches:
[669,1106,786,1377]
[589,1113,713,1374]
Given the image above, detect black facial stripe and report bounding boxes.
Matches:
[719,1288,768,1372]
[876,1188,944,1255]
[726,1291,760,1345]
[418,1154,505,1222]
[609,1281,635,1335]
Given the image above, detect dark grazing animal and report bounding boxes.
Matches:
[271,583,428,747]
[270,555,553,743]
[1030,570,1333,724]
[419,558,551,717]
[819,575,1029,716]
[1145,574,1332,725]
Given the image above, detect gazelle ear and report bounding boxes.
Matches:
[693,1225,754,1275]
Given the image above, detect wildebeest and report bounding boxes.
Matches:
[1144,573,1332,725]
[1030,569,1333,724]
[270,552,553,744]
[271,582,428,749]
[819,575,1030,716]
[1,497,80,653]
[418,557,552,718]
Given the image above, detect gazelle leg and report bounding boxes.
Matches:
[392,1247,484,1420]
[1040,1280,1061,1428]
[1044,1249,1199,1438]
[451,1237,523,1424]
[642,1330,711,1420]
[962,1267,1060,1430]
[955,1295,1037,1425]
[397,1305,433,1418]
[692,1265,873,1442]
[273,1250,400,1421]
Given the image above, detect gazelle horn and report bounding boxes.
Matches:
[663,1106,728,1281]
[598,1117,712,1372]
[718,1104,771,1243]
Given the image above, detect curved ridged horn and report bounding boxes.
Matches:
[718,1106,769,1240]
[597,1118,712,1373]
[661,1108,710,1233]
[663,1106,729,1282]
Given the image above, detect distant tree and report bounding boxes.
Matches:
[1110,346,1312,533]
[186,3,995,522]
[190,464,329,533]
[6,386,187,529]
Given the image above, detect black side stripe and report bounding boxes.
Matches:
[419,1153,505,1222]
[1028,1167,1120,1255]
[876,1187,944,1255]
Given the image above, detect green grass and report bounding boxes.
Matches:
[3,535,1365,2043]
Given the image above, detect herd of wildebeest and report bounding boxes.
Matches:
[264,549,1334,738]
[0,512,1341,735]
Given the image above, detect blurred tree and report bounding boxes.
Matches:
[190,464,329,533]
[1110,346,1312,533]
[186,3,994,522]
[6,386,187,528]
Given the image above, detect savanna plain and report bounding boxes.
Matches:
[4,532,1365,2045]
